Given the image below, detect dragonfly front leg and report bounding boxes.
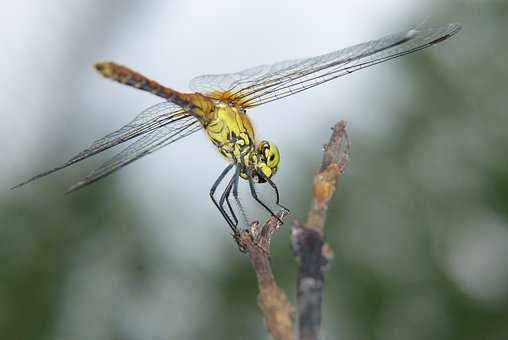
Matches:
[257,170,289,211]
[247,171,283,225]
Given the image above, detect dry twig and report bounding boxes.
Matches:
[239,210,294,340]
[239,121,349,340]
[292,121,350,340]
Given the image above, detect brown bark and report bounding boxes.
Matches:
[239,121,349,340]
[292,121,350,340]
[238,210,294,340]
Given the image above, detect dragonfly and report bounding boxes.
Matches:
[13,23,461,243]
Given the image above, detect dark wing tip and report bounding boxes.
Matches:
[11,177,36,190]
[447,22,463,35]
[405,22,462,45]
[10,163,70,190]
[432,23,462,44]
[10,182,26,190]
[64,179,88,195]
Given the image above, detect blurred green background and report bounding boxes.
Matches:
[2,1,507,339]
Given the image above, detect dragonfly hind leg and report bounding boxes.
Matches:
[233,170,250,228]
[219,165,240,228]
[210,163,238,234]
[212,164,250,252]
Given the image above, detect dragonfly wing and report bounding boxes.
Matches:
[66,116,201,193]
[69,102,189,163]
[190,57,304,97]
[12,101,190,189]
[190,23,461,108]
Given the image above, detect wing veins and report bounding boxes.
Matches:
[190,23,460,108]
[242,40,435,107]
[66,118,201,193]
[226,34,410,101]
[68,110,188,163]
[12,102,192,189]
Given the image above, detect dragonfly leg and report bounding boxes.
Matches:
[233,167,250,228]
[257,170,289,212]
[219,166,239,228]
[210,164,237,233]
[247,171,283,225]
[224,191,238,227]
[218,165,250,252]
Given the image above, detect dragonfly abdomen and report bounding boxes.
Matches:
[95,62,191,108]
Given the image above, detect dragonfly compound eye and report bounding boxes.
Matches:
[260,140,280,169]
[254,140,279,180]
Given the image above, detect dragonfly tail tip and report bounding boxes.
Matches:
[94,62,115,78]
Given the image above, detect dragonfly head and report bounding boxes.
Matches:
[240,140,280,183]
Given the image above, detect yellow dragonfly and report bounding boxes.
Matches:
[13,23,461,239]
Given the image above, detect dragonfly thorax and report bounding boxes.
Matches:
[205,102,255,158]
[203,103,279,182]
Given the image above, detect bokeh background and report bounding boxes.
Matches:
[2,1,507,339]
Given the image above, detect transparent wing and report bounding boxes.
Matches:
[66,116,201,193]
[190,23,461,108]
[12,101,192,189]
[69,102,189,163]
